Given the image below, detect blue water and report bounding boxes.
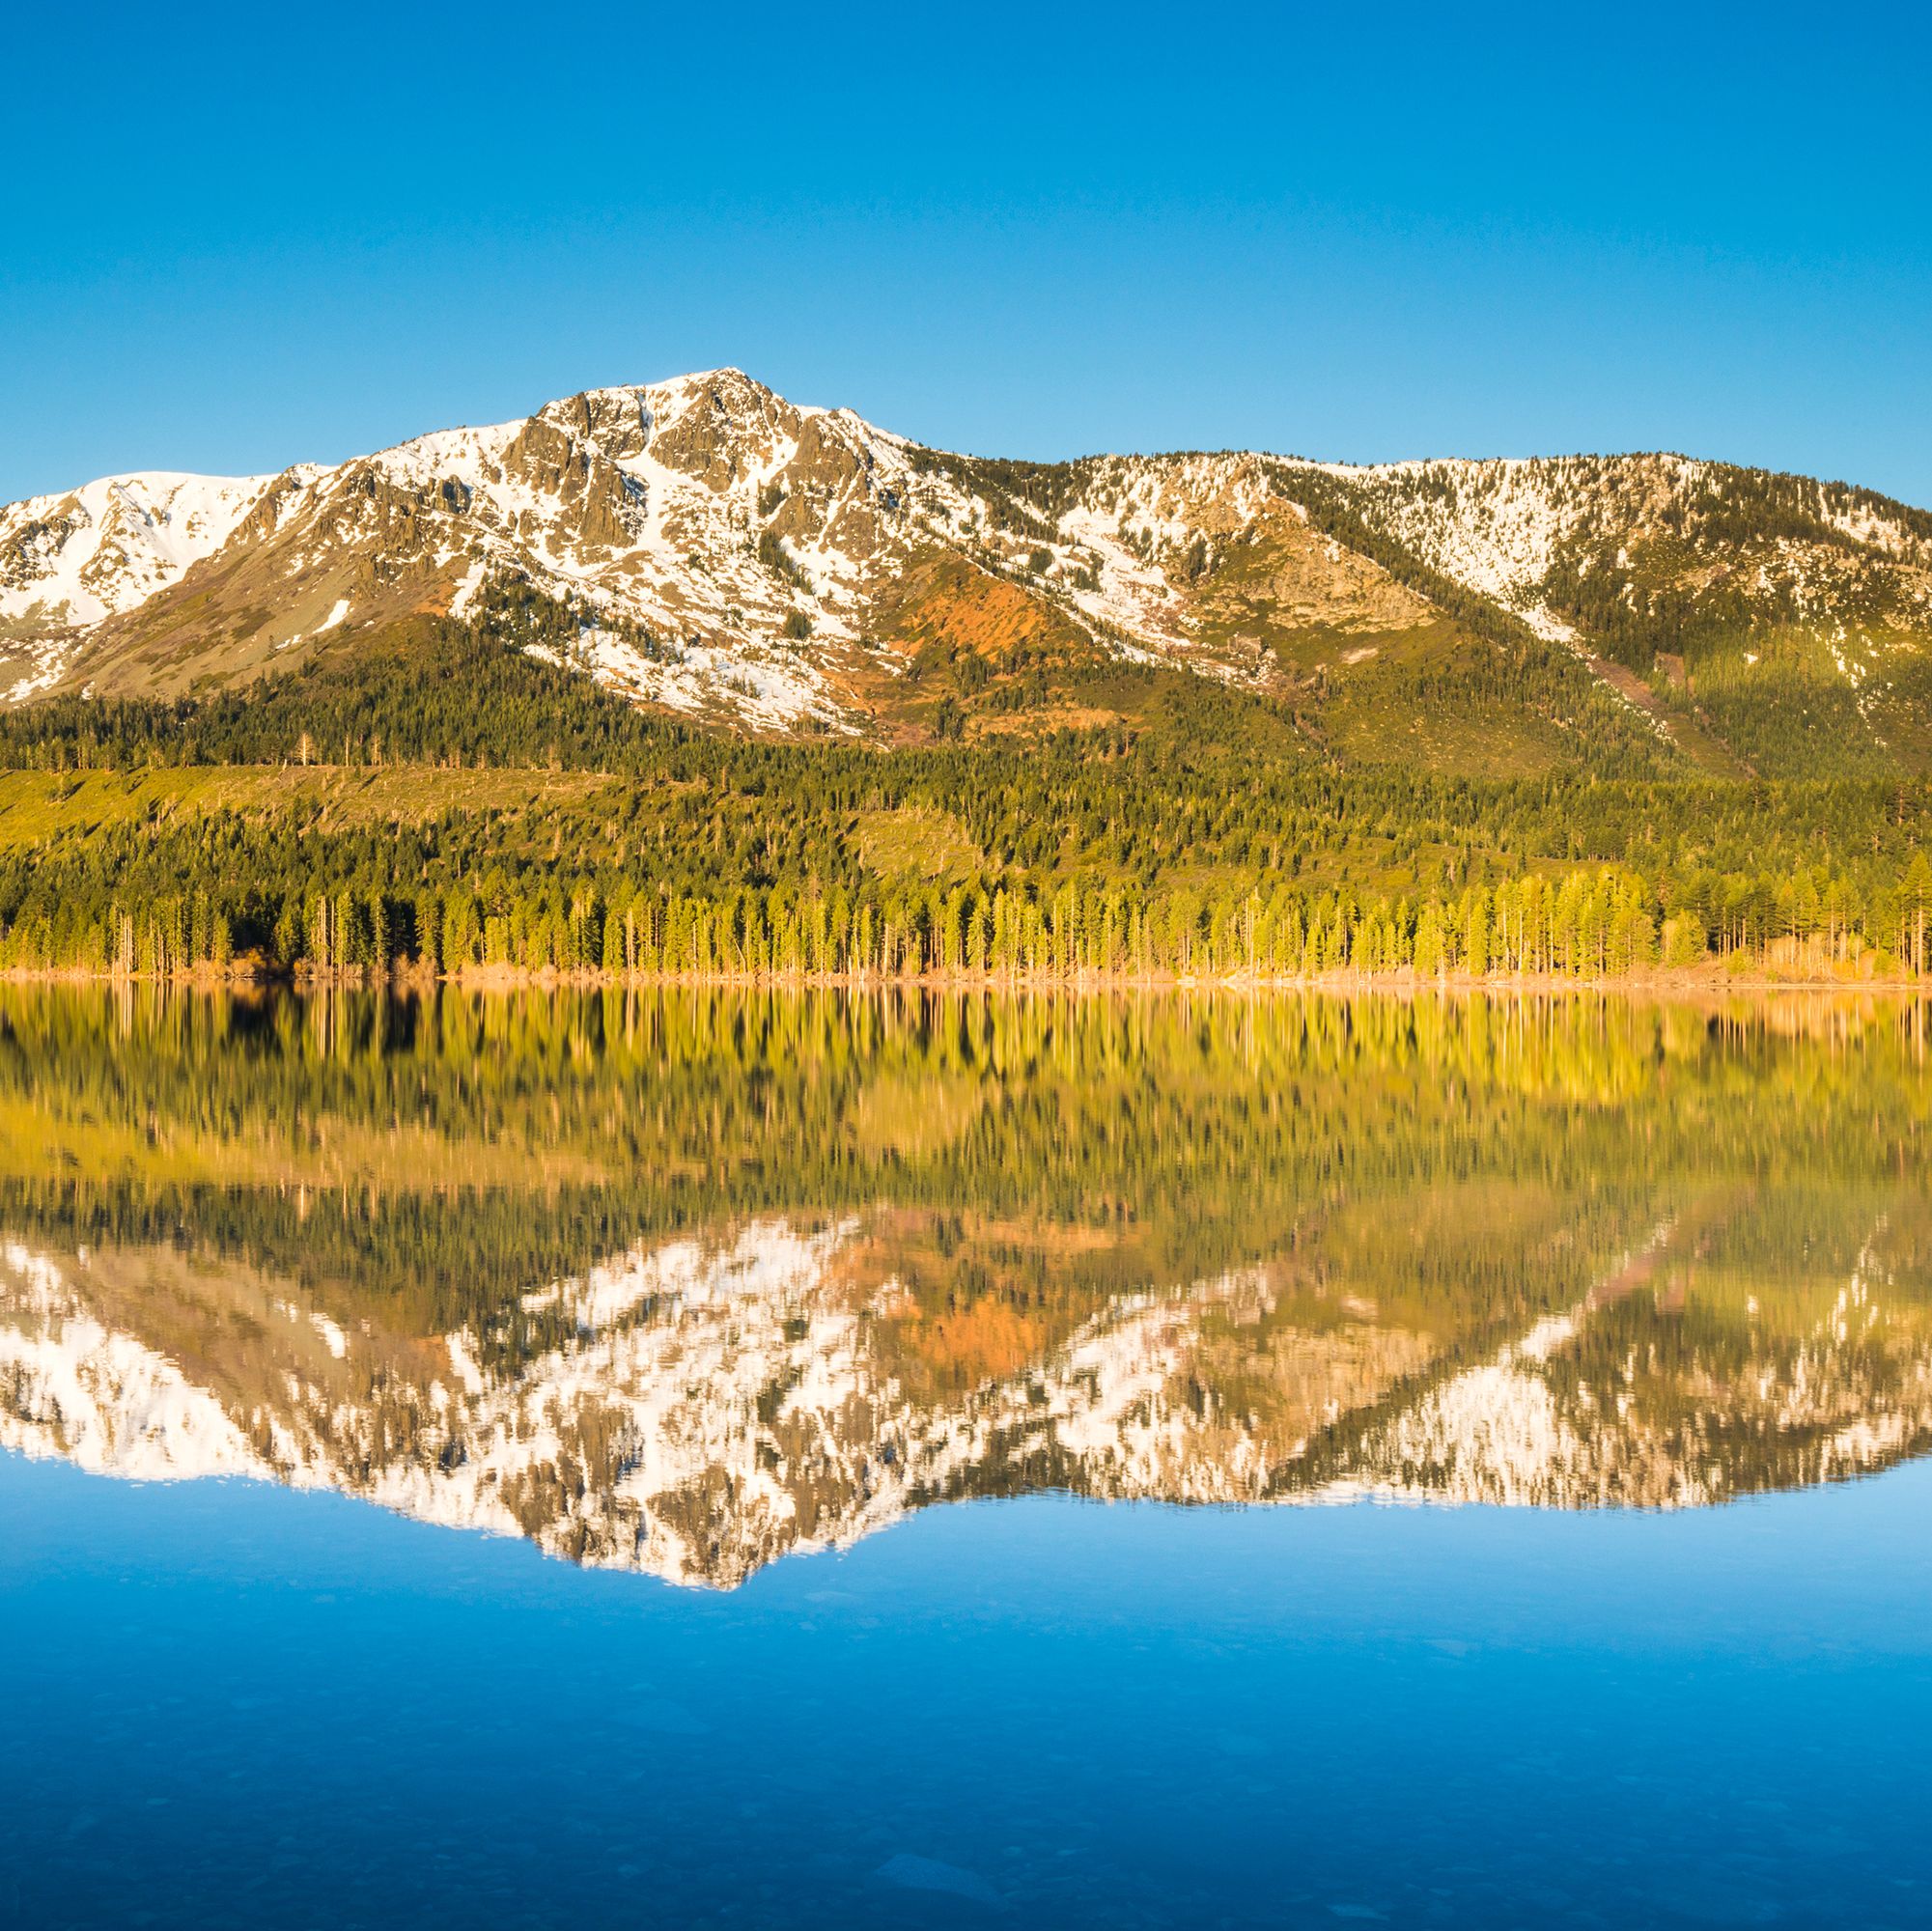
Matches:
[4,1454,1928,1929]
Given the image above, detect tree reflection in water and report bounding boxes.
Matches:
[0,984,1926,1583]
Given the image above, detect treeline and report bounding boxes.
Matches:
[2,624,1929,877]
[2,607,1931,983]
[4,982,1926,1341]
[6,858,1930,983]
[0,587,705,777]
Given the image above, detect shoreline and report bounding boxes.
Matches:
[2,964,1926,998]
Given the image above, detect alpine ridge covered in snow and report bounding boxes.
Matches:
[7,369,1932,777]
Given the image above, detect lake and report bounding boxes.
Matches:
[2,985,1928,1927]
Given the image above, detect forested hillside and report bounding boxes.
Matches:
[1,608,1929,985]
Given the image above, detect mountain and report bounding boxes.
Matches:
[7,369,1931,776]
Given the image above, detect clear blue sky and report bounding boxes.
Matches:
[4,0,1927,506]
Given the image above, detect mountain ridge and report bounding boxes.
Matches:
[7,369,1931,777]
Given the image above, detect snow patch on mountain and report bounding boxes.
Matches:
[0,472,271,627]
[1326,459,1586,612]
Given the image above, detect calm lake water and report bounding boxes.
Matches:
[2,986,1928,1927]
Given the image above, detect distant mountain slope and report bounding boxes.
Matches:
[6,370,1930,775]
[0,471,276,694]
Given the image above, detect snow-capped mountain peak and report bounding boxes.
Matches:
[5,376,1929,752]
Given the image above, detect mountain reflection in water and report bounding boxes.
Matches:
[1,985,1927,1586]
